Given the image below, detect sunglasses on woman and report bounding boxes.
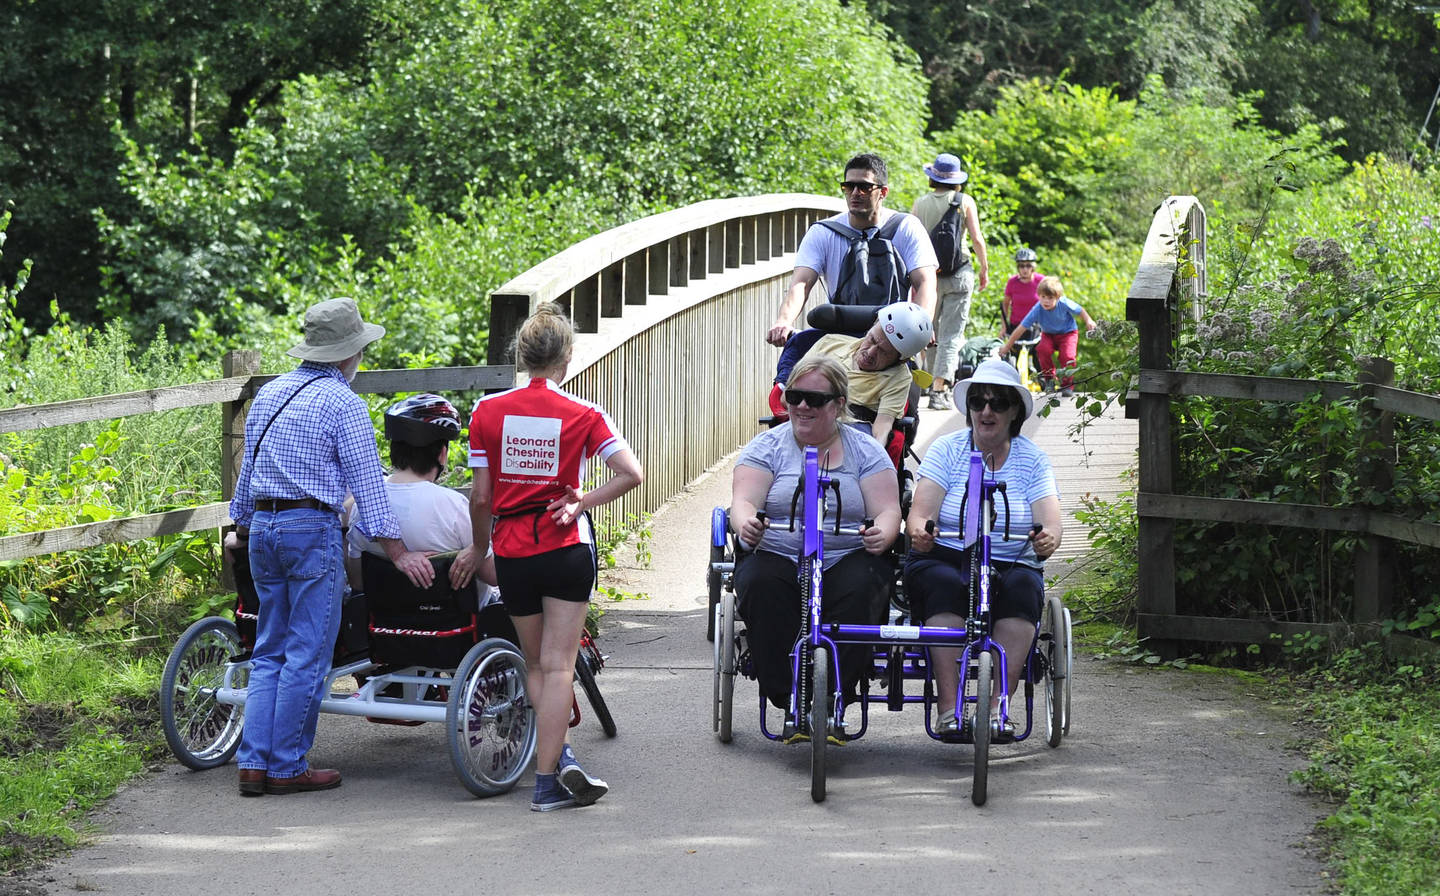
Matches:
[967,393,1014,413]
[785,389,841,408]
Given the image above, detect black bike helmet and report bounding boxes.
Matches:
[384,393,462,445]
[1014,247,1038,264]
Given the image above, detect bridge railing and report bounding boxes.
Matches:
[1128,196,1440,651]
[488,193,843,525]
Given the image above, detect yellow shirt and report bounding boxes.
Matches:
[806,334,912,419]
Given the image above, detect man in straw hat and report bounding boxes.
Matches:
[230,297,433,797]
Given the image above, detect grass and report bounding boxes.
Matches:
[1289,650,1440,895]
[0,632,165,870]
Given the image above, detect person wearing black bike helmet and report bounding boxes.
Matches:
[346,393,492,592]
[1003,247,1043,337]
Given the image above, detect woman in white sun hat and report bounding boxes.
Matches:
[902,358,1062,736]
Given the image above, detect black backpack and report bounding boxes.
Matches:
[928,192,971,275]
[817,214,908,306]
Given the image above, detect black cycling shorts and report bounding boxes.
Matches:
[494,543,596,616]
[903,543,1044,625]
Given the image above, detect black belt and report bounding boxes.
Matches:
[255,497,328,512]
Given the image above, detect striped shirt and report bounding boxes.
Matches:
[916,430,1057,567]
[230,362,400,540]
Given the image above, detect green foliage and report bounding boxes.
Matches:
[90,0,931,365]
[1291,652,1440,895]
[941,77,1345,251]
[1067,479,1138,623]
[0,631,162,872]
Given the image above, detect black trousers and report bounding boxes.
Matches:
[735,549,891,710]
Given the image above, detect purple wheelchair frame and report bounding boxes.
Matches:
[738,444,1053,804]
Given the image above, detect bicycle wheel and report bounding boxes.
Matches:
[161,616,247,770]
[1042,597,1064,748]
[574,651,617,738]
[971,650,992,807]
[810,646,829,804]
[706,542,724,642]
[716,593,736,743]
[447,638,536,797]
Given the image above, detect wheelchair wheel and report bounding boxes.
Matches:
[574,651,617,738]
[1062,605,1074,735]
[447,638,536,797]
[970,650,992,807]
[161,616,247,770]
[706,542,724,642]
[714,593,736,743]
[1042,596,1066,749]
[810,646,829,804]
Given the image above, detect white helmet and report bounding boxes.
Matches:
[876,302,932,360]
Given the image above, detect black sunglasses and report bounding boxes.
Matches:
[785,389,842,408]
[839,181,883,195]
[967,393,1015,413]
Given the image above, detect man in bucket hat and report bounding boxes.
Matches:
[230,297,433,797]
[910,152,990,411]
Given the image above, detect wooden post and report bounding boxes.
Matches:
[221,350,260,503]
[1353,356,1396,624]
[221,349,260,590]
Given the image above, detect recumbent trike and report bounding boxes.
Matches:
[160,547,614,796]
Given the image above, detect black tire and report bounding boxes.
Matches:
[706,542,724,642]
[1043,597,1065,748]
[810,646,829,804]
[971,650,992,807]
[447,638,536,797]
[716,593,736,743]
[1062,605,1074,735]
[575,651,617,738]
[161,616,247,770]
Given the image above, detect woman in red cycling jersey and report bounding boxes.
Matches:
[468,302,643,812]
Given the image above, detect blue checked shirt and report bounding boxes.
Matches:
[230,363,401,540]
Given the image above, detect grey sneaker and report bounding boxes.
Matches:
[927,390,953,411]
[558,744,608,806]
[530,773,576,812]
[1061,386,1074,397]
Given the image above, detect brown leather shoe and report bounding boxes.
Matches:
[265,767,342,795]
[238,768,267,797]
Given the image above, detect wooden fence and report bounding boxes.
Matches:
[1129,196,1440,650]
[0,363,512,563]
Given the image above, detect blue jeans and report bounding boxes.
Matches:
[237,509,344,778]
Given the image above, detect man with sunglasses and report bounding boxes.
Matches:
[766,153,937,348]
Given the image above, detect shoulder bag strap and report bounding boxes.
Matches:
[251,373,329,462]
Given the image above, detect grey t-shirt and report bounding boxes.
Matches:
[736,423,892,569]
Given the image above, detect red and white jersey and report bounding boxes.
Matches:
[468,378,631,558]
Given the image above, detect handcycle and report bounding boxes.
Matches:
[710,444,1072,804]
[160,547,615,796]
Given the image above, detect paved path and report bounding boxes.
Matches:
[18,404,1332,896]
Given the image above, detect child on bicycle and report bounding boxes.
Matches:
[997,276,1096,397]
[1001,248,1042,336]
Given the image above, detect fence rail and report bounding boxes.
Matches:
[1128,196,1439,652]
[0,364,514,564]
